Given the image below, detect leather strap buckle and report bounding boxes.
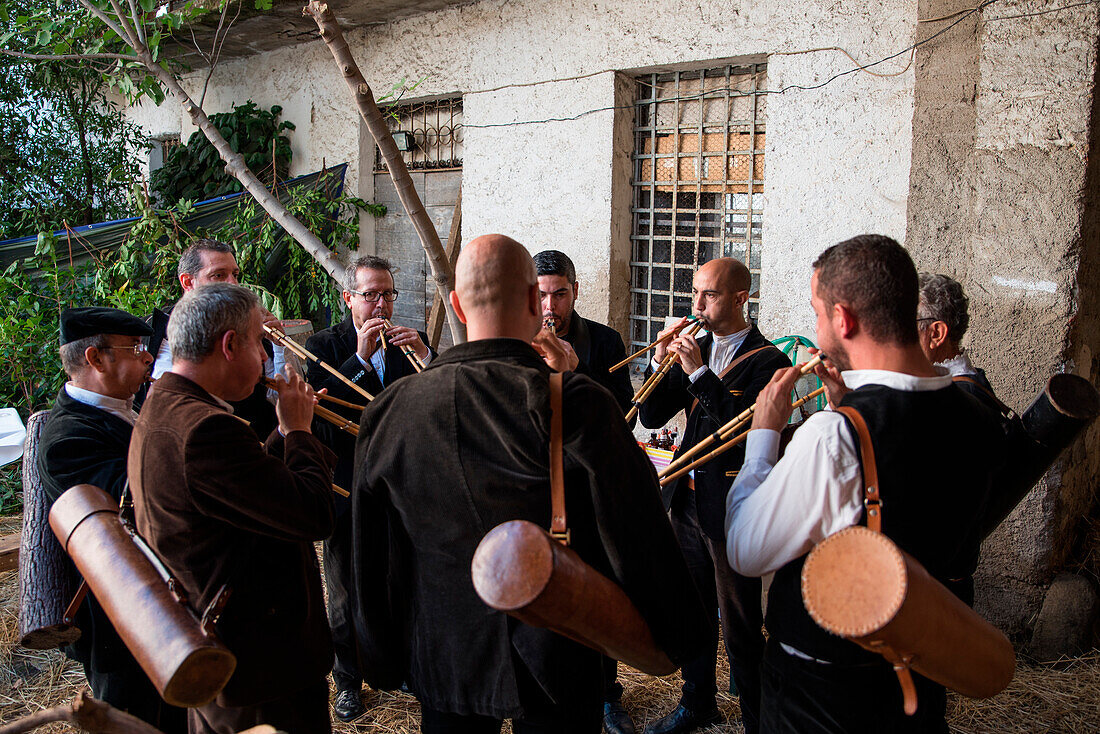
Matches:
[864,496,883,523]
[549,529,571,545]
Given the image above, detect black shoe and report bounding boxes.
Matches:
[604,701,637,734]
[643,704,721,734]
[333,687,365,721]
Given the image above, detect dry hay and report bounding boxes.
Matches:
[2,509,1098,733]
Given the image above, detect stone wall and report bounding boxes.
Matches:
[904,0,1100,636]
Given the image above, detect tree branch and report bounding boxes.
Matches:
[126,0,147,45]
[0,49,140,63]
[77,0,133,47]
[105,0,140,47]
[304,0,465,344]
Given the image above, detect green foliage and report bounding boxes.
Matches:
[207,180,384,324]
[0,0,149,240]
[0,181,383,417]
[1,463,20,515]
[151,101,295,205]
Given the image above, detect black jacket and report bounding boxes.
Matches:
[304,314,434,509]
[639,325,791,539]
[37,389,138,673]
[560,314,634,418]
[351,339,709,718]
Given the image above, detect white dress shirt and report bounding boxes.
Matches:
[937,349,976,377]
[724,368,954,578]
[65,383,139,426]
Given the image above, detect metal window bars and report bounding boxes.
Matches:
[374,98,464,171]
[629,64,766,364]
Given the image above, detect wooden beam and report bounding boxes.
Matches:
[428,188,462,350]
[0,531,20,573]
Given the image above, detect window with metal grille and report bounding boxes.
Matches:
[374,98,463,172]
[630,64,766,361]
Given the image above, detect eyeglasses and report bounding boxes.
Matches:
[104,343,149,356]
[350,289,399,302]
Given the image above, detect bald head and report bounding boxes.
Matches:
[699,257,751,293]
[451,234,541,340]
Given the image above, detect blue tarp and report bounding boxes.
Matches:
[0,164,348,269]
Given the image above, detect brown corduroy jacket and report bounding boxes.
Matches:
[128,372,337,706]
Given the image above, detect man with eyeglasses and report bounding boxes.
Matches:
[37,307,185,733]
[303,254,435,721]
[637,258,790,734]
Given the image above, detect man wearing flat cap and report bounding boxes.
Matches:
[37,306,185,732]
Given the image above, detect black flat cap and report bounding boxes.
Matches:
[60,307,153,345]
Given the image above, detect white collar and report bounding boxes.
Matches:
[936,350,976,377]
[65,383,137,425]
[840,368,954,392]
[711,325,752,345]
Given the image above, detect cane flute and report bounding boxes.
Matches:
[263,324,375,402]
[382,319,426,372]
[659,386,826,486]
[609,316,699,373]
[657,355,825,479]
[312,404,360,437]
[261,377,359,436]
[624,320,705,423]
[264,378,367,413]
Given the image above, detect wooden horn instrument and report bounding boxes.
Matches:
[624,320,705,422]
[382,319,426,372]
[610,316,700,373]
[657,354,824,481]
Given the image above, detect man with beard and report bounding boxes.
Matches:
[38,307,184,732]
[638,258,790,734]
[725,235,1003,732]
[531,250,633,416]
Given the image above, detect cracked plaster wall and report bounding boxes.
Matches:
[131,0,918,328]
[905,0,1100,635]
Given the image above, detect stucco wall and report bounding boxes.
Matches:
[133,0,919,330]
[905,1,1100,634]
[121,0,1100,637]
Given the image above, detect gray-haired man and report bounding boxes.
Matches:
[303,254,436,721]
[129,284,337,734]
[917,273,1007,417]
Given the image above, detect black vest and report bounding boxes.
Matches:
[764,382,1003,665]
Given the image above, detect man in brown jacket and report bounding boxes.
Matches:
[128,283,337,734]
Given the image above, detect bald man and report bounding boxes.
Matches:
[638,258,791,734]
[351,235,708,733]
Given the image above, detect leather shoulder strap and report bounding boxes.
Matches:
[835,405,882,533]
[688,345,777,417]
[549,372,569,545]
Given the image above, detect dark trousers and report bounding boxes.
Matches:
[670,490,763,734]
[324,507,362,691]
[759,640,948,734]
[86,661,187,734]
[188,678,331,734]
[420,700,601,733]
